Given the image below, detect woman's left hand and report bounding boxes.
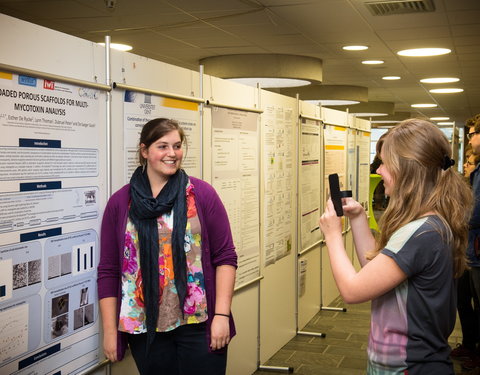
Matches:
[319,199,343,239]
[210,315,230,350]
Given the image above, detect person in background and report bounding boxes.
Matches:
[320,118,472,374]
[97,118,237,375]
[451,143,480,363]
[460,117,480,370]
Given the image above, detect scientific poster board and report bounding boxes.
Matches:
[357,130,371,212]
[211,107,260,287]
[262,105,294,266]
[122,90,201,182]
[324,125,347,229]
[347,128,357,198]
[0,72,104,374]
[299,117,322,250]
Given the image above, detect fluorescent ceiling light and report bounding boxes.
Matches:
[362,60,384,64]
[306,100,360,106]
[228,78,310,88]
[420,77,459,84]
[343,45,368,51]
[429,88,464,94]
[430,117,450,121]
[411,103,437,108]
[382,76,401,80]
[437,122,454,125]
[397,48,451,57]
[98,42,133,51]
[370,120,402,124]
[354,112,388,117]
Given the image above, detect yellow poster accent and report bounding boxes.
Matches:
[325,145,344,150]
[161,98,198,111]
[0,72,13,80]
[334,126,346,131]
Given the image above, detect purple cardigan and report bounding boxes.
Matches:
[97,177,237,360]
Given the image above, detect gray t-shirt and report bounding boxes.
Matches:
[367,215,455,375]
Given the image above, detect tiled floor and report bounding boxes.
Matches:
[253,296,479,375]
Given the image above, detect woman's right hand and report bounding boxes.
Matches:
[103,330,118,362]
[342,198,365,219]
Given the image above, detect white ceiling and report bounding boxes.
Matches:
[1,0,480,126]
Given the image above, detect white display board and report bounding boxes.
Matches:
[0,72,104,375]
[211,107,260,288]
[122,91,202,182]
[299,117,322,250]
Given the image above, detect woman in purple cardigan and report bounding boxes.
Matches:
[97,118,237,375]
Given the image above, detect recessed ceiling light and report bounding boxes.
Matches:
[430,117,450,121]
[382,76,401,80]
[429,88,464,94]
[411,103,437,108]
[420,77,459,84]
[362,60,384,65]
[397,48,451,57]
[343,45,368,51]
[98,42,133,51]
[437,122,454,125]
[228,78,311,88]
[306,100,360,106]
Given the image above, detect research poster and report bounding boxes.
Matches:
[300,118,322,250]
[324,125,347,197]
[123,90,201,183]
[262,105,294,266]
[0,72,104,374]
[211,107,260,287]
[357,131,371,212]
[324,125,347,230]
[347,128,357,197]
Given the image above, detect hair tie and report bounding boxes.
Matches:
[442,155,455,170]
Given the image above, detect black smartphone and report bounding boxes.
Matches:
[328,173,343,217]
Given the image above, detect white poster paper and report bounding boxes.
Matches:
[0,72,103,375]
[300,118,322,250]
[262,106,294,266]
[211,107,260,287]
[123,91,201,182]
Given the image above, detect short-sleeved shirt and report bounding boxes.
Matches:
[118,183,208,333]
[367,215,455,375]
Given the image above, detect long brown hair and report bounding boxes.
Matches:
[370,118,472,277]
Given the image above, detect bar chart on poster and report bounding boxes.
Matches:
[0,72,106,375]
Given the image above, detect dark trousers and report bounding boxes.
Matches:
[458,269,479,350]
[127,323,227,375]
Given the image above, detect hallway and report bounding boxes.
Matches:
[254,296,474,375]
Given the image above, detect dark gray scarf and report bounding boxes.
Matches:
[129,166,188,350]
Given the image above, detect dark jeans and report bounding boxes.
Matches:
[127,323,227,375]
[469,268,480,351]
[457,269,479,350]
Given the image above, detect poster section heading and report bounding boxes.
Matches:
[0,73,100,148]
